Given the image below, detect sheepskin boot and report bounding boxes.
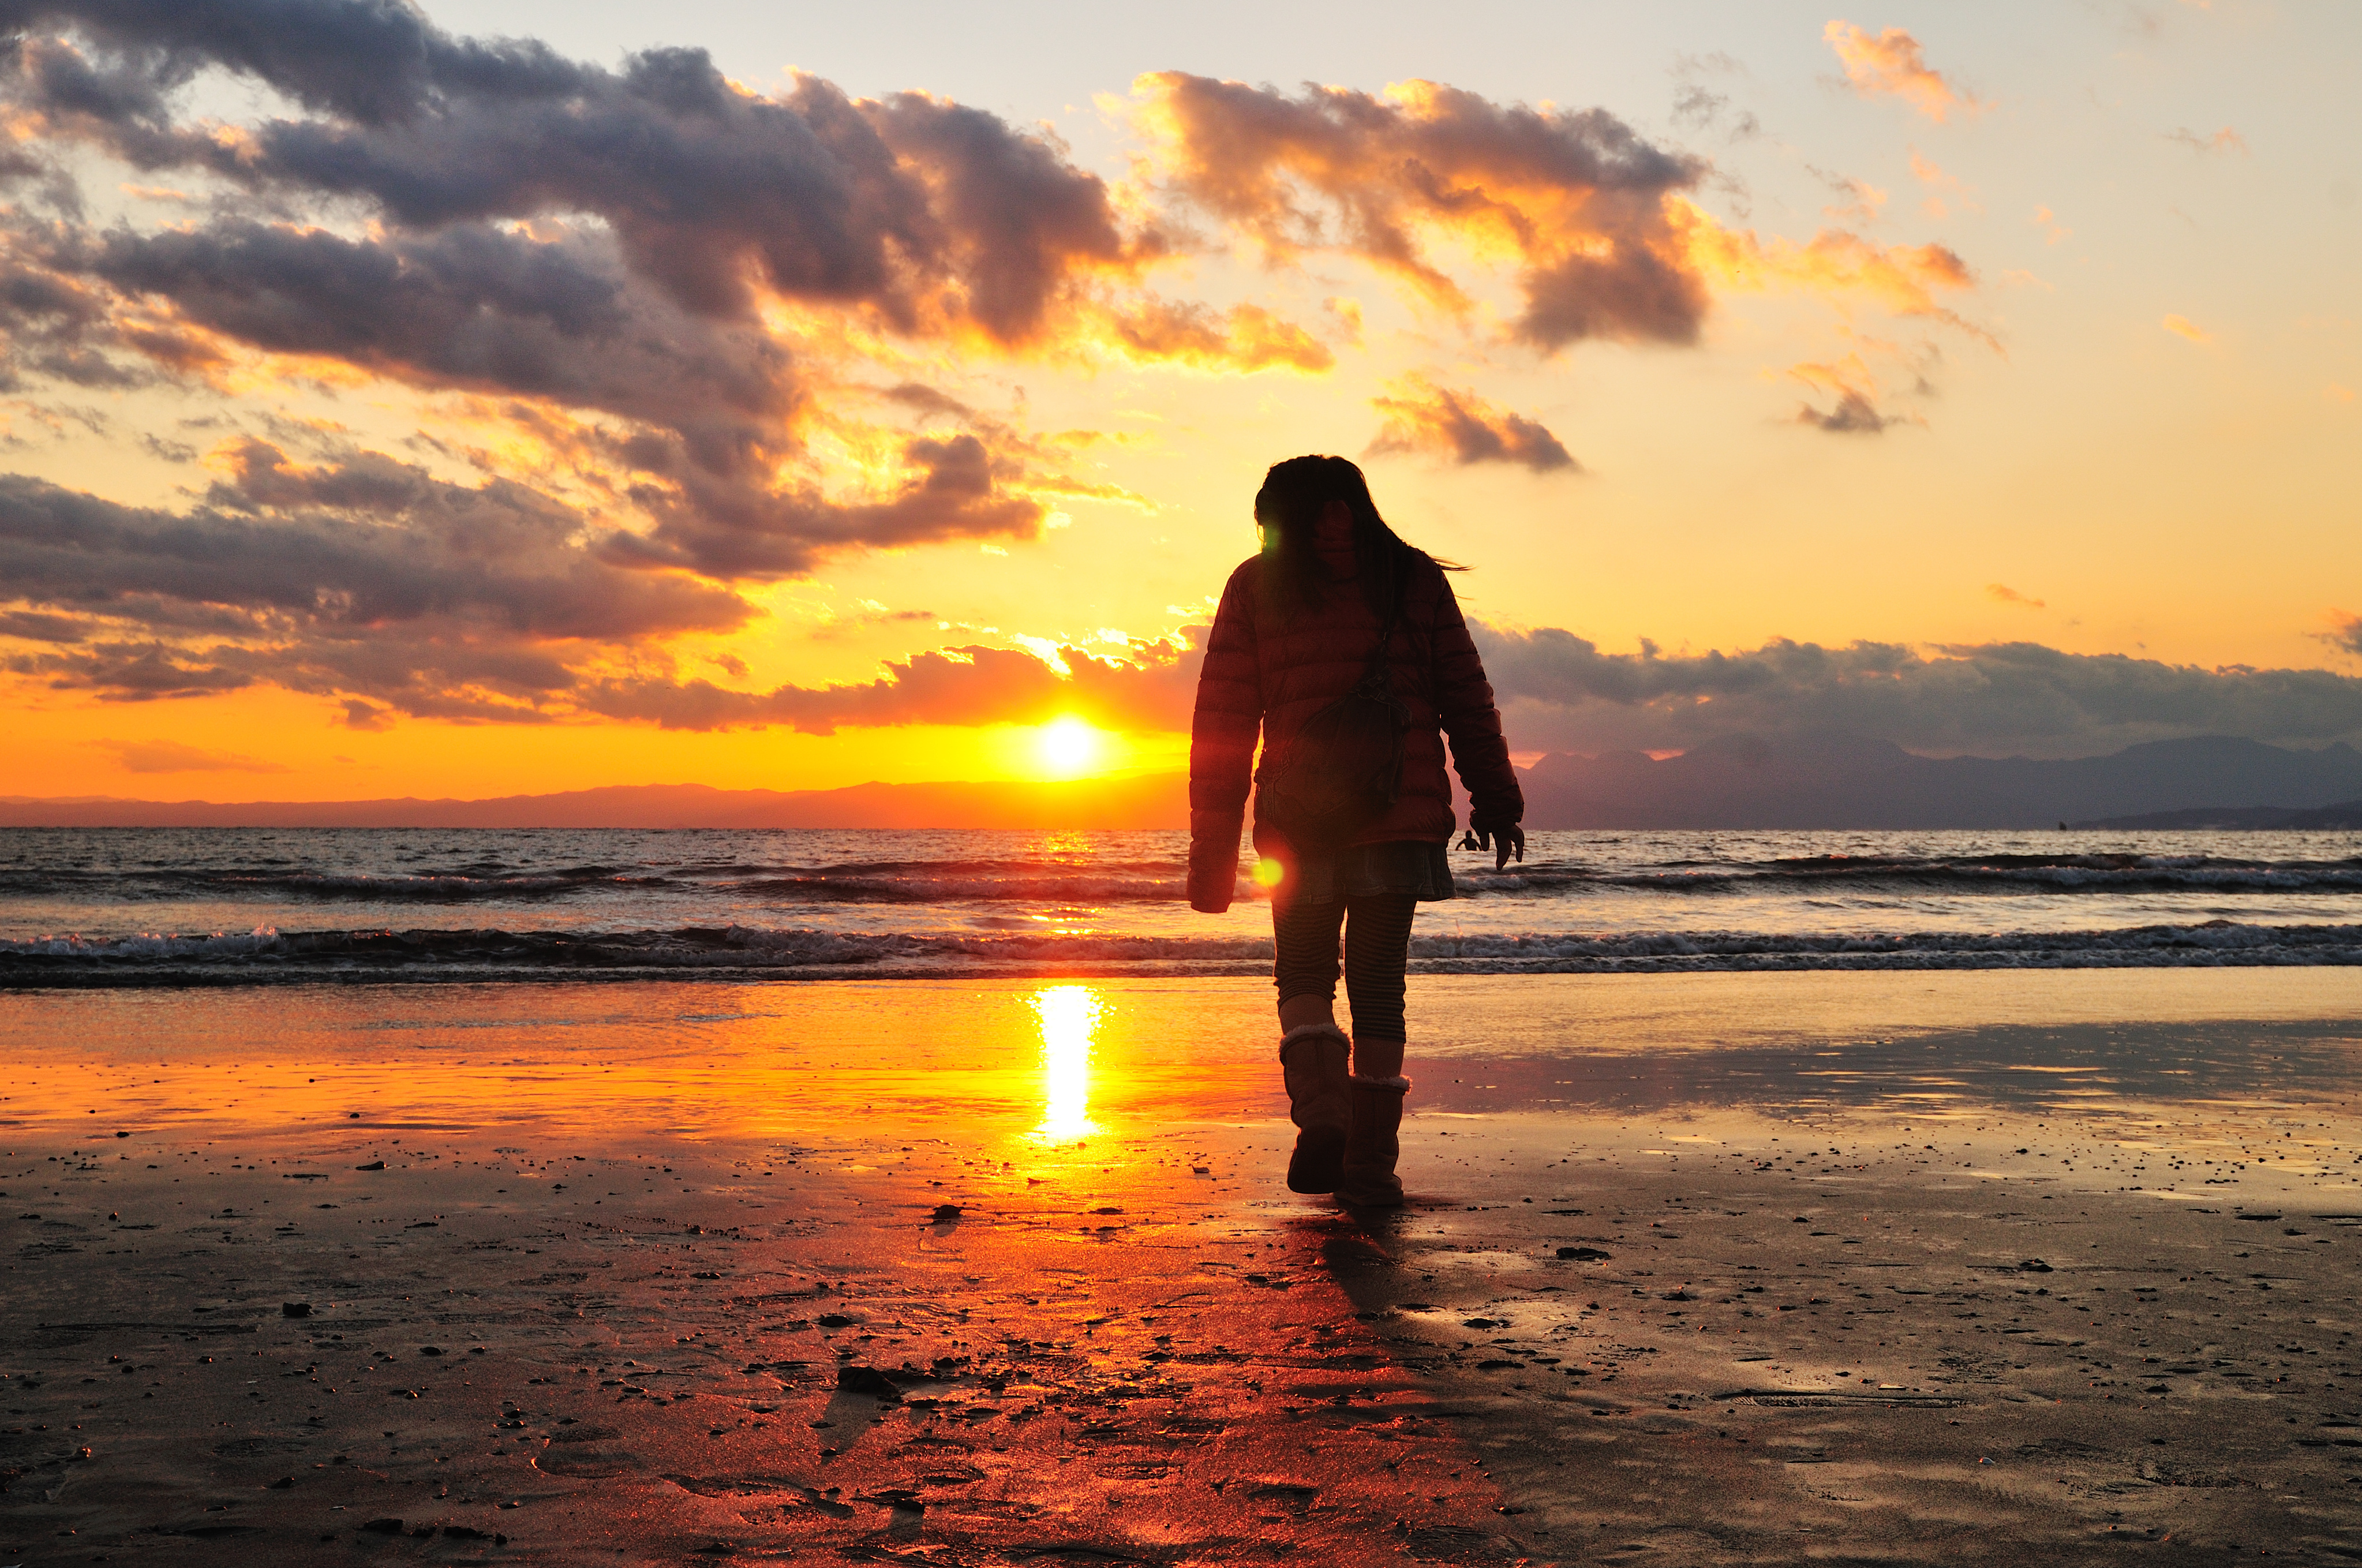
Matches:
[1338,1073,1410,1207]
[1279,1021,1353,1193]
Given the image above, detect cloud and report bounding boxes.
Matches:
[1787,355,1915,434]
[1813,169,1886,225]
[1470,624,2362,758]
[2323,611,2362,660]
[95,737,289,773]
[1134,72,1711,350]
[1986,583,2046,609]
[0,454,752,714]
[1102,298,1334,372]
[5,12,1157,339]
[0,3,2013,739]
[340,697,392,731]
[1673,209,1987,345]
[1367,375,1577,471]
[2165,126,2247,156]
[579,633,1204,735]
[0,448,1207,732]
[0,4,1202,583]
[2162,313,2210,343]
[1795,389,1899,433]
[1823,22,1981,122]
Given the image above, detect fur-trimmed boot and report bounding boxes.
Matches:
[1278,1022,1352,1194]
[1338,1073,1410,1207]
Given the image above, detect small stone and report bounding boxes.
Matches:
[930,1204,962,1222]
[360,1517,405,1535]
[355,1161,384,1172]
[268,1476,295,1490]
[283,1301,312,1318]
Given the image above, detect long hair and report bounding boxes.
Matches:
[1252,455,1463,615]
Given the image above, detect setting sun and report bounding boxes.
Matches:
[1034,716,1105,779]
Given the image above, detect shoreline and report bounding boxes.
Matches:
[5,918,2362,990]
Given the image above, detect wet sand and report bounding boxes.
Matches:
[6,971,2362,1565]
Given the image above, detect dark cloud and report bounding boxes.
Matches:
[0,607,84,640]
[1367,375,1577,471]
[0,451,744,639]
[0,455,750,711]
[12,639,255,699]
[3,9,1150,338]
[1471,625,2362,759]
[606,431,1049,580]
[0,210,1094,575]
[1796,389,1901,433]
[0,0,577,127]
[1138,72,1709,350]
[582,634,1203,735]
[0,451,1174,729]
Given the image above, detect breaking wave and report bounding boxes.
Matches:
[5,919,2357,986]
[9,848,2362,908]
[1488,852,2362,899]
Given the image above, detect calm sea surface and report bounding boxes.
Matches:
[2,826,2359,983]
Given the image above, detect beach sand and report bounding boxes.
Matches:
[5,971,2361,1565]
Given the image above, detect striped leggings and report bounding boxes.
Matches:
[1271,893,1418,1043]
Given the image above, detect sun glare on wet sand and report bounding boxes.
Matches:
[1032,981,1102,1139]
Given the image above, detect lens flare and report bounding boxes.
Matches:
[1032,983,1102,1139]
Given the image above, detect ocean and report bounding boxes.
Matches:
[2,825,2359,985]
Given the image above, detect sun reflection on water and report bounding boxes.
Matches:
[1032,983,1102,1139]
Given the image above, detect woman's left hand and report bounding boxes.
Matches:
[1461,825,1525,869]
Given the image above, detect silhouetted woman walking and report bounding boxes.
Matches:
[1188,455,1524,1206]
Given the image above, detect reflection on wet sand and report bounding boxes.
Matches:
[6,970,2362,1563]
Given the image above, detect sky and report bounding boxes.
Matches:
[1,0,2357,801]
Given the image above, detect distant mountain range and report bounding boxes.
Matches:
[8,733,2361,830]
[2070,799,2362,830]
[1514,733,2362,830]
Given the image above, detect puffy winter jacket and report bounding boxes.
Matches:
[1186,523,1523,912]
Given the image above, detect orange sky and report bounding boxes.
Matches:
[3,2,2358,800]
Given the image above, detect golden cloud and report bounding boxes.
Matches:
[1367,373,1577,471]
[1824,22,1981,122]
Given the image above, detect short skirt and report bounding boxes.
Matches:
[1278,837,1455,904]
